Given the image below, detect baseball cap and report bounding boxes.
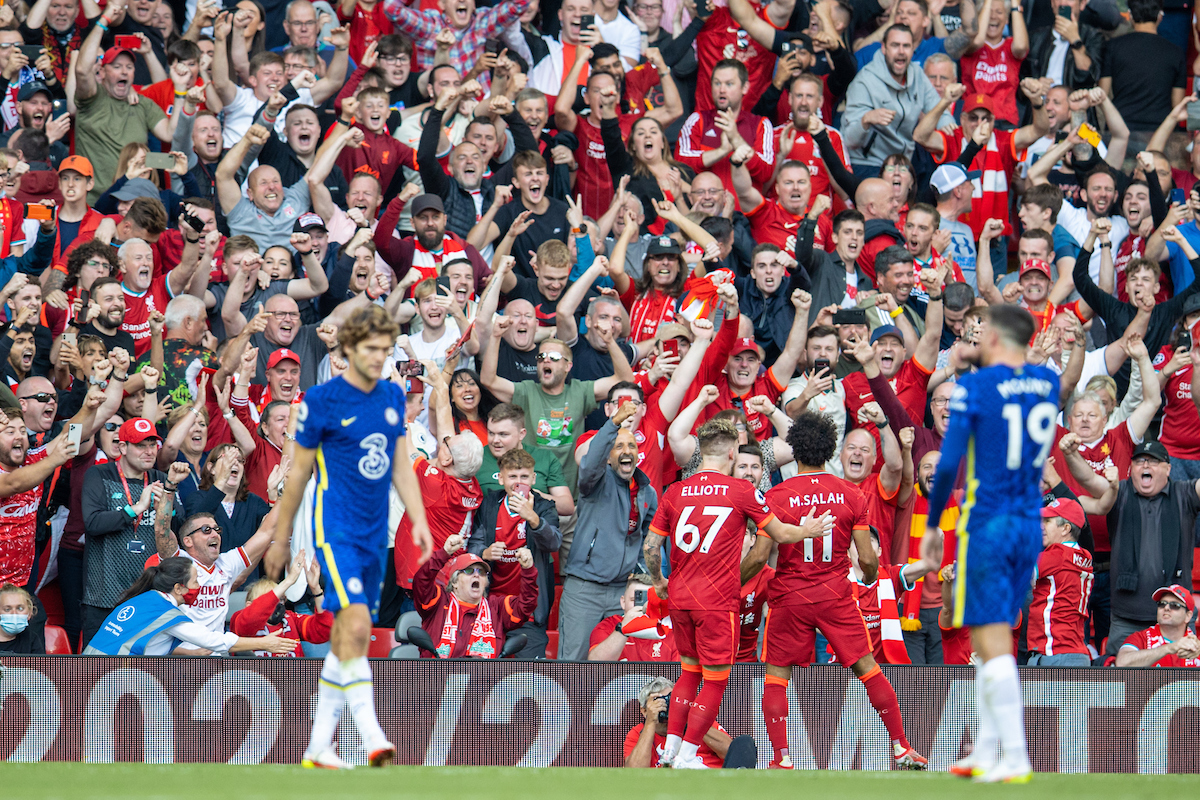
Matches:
[962,93,995,115]
[17,81,52,103]
[1019,258,1052,279]
[112,178,160,203]
[929,162,981,195]
[1041,497,1085,529]
[1180,293,1200,317]
[118,418,161,444]
[732,337,764,358]
[293,211,327,233]
[655,322,693,342]
[1153,584,1195,612]
[1131,440,1170,462]
[869,324,903,345]
[101,46,136,66]
[445,552,490,576]
[266,348,301,370]
[58,155,94,178]
[778,32,813,55]
[646,235,682,257]
[410,194,445,217]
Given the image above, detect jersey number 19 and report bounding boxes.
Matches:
[1001,402,1057,469]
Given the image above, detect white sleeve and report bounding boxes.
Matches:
[166,618,240,653]
[215,547,251,576]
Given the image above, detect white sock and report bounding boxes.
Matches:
[981,654,1030,769]
[341,656,387,748]
[663,734,682,760]
[677,741,699,761]
[972,666,998,770]
[306,652,343,756]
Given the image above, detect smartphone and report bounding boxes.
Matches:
[661,339,679,359]
[18,45,42,62]
[1187,102,1200,133]
[24,203,53,221]
[75,289,90,326]
[780,41,794,54]
[633,589,646,606]
[115,34,142,50]
[484,37,502,55]
[813,357,832,375]
[1179,330,1193,350]
[579,13,594,29]
[52,99,67,119]
[144,152,175,170]
[62,332,77,349]
[1076,123,1101,148]
[397,361,424,378]
[1057,5,1073,19]
[67,423,82,452]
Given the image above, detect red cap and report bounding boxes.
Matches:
[266,348,301,370]
[962,93,995,115]
[58,155,94,178]
[118,417,161,444]
[732,337,764,359]
[101,46,136,67]
[1153,584,1195,612]
[1020,258,1051,279]
[1041,497,1085,529]
[445,552,490,577]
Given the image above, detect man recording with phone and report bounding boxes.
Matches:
[588,573,677,661]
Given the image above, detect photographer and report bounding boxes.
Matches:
[624,676,731,768]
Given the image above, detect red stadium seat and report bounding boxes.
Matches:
[547,584,564,631]
[44,624,71,655]
[545,630,559,660]
[368,628,395,658]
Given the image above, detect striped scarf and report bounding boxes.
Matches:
[409,235,467,296]
[437,593,498,659]
[629,289,678,343]
[901,488,959,630]
[875,566,911,664]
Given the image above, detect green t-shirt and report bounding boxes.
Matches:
[511,379,596,495]
[75,89,166,204]
[476,445,568,496]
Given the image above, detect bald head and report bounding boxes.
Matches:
[689,171,726,216]
[856,178,897,222]
[246,165,285,214]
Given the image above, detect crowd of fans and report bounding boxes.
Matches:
[0,0,1196,671]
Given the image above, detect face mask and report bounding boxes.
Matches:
[0,613,29,634]
[181,586,201,605]
[268,603,287,626]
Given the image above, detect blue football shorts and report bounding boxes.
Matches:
[953,512,1041,628]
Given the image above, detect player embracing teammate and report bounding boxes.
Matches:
[747,412,930,770]
[643,417,829,769]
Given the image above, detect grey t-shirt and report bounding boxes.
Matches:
[250,324,328,391]
[225,180,311,249]
[940,217,977,291]
[207,281,290,342]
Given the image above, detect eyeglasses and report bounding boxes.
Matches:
[930,397,951,407]
[882,164,911,175]
[272,311,300,319]
[19,393,55,404]
[460,565,487,576]
[1157,601,1187,611]
[84,259,112,270]
[103,422,121,432]
[0,43,15,50]
[287,18,317,27]
[691,188,723,196]
[187,524,222,536]
[379,54,411,64]
[536,352,567,363]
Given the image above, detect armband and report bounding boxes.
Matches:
[889,306,904,319]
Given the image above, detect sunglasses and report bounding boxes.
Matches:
[1157,601,1187,611]
[20,392,55,403]
[460,566,487,576]
[188,524,222,537]
[536,352,567,363]
[103,422,120,432]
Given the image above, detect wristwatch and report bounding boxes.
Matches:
[1070,38,1084,50]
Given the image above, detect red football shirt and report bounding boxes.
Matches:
[940,617,973,664]
[933,128,1024,238]
[624,722,725,767]
[841,357,934,459]
[572,113,637,219]
[394,456,483,589]
[1154,344,1200,460]
[574,404,666,493]
[650,471,776,611]
[854,472,902,566]
[589,614,679,661]
[700,368,786,441]
[960,40,1023,125]
[486,499,529,596]
[772,125,850,206]
[1027,542,1093,657]
[0,447,47,585]
[765,471,869,605]
[745,200,831,257]
[338,1,393,65]
[1115,236,1171,304]
[736,563,774,662]
[694,5,779,114]
[1121,624,1200,667]
[1051,421,1136,552]
[121,276,173,358]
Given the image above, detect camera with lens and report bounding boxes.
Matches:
[658,694,670,723]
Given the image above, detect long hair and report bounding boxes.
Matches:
[626,117,688,182]
[116,557,192,604]
[116,142,159,189]
[198,443,250,502]
[633,251,688,297]
[882,152,917,206]
[449,369,494,430]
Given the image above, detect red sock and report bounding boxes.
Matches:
[683,668,729,745]
[668,665,702,740]
[860,666,909,748]
[762,674,790,762]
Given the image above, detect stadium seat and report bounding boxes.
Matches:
[545,630,559,659]
[390,643,420,659]
[546,584,563,632]
[368,628,396,658]
[227,591,247,623]
[44,624,71,655]
[394,610,422,643]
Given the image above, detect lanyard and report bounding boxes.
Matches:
[117,461,148,527]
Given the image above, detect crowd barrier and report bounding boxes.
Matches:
[0,658,1197,772]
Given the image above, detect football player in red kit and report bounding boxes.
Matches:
[748,411,929,770]
[644,418,829,769]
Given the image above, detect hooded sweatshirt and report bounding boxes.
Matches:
[842,49,946,169]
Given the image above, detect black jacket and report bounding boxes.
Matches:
[1022,26,1104,100]
[466,490,561,628]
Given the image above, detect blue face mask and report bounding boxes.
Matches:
[0,613,28,635]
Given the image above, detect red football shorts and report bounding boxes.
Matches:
[671,606,738,665]
[761,596,872,668]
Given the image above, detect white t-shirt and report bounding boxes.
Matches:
[781,375,846,477]
[1054,203,1129,284]
[175,546,251,633]
[596,13,643,67]
[222,85,316,148]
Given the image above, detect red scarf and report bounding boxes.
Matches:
[437,594,498,658]
[629,289,678,343]
[873,566,911,664]
[42,24,82,87]
[901,489,958,629]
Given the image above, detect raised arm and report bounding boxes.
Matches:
[216,124,270,216]
[1123,336,1161,442]
[209,12,238,106]
[73,1,112,102]
[912,83,964,151]
[480,318,516,402]
[729,146,764,210]
[309,26,351,105]
[306,125,363,222]
[668,384,716,466]
[553,44,590,134]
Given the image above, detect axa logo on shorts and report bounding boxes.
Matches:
[358,433,391,479]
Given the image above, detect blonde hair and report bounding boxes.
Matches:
[0,582,34,610]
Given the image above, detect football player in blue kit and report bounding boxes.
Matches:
[266,305,433,770]
[922,305,1060,784]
